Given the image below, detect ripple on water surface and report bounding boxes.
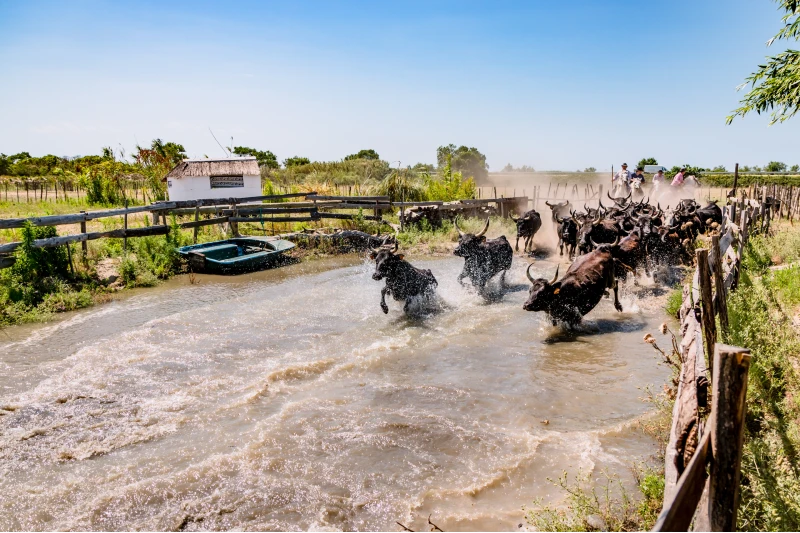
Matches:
[0,255,669,531]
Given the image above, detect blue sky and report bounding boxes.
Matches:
[1,0,798,170]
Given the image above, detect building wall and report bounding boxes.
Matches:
[166,175,261,202]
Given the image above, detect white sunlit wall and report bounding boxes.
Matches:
[166,174,262,202]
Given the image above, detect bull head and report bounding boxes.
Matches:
[589,235,620,249]
[454,217,489,239]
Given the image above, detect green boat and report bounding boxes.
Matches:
[178,236,295,274]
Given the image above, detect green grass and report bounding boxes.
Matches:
[665,286,683,318]
[726,229,800,531]
[525,468,665,532]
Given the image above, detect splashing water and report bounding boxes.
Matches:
[0,254,669,531]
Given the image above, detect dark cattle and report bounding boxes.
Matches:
[557,216,579,258]
[454,218,513,290]
[695,200,722,228]
[370,241,437,314]
[545,200,572,221]
[595,232,647,279]
[608,191,632,208]
[510,210,542,253]
[522,244,622,325]
[577,215,622,255]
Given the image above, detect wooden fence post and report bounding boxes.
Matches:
[696,249,716,368]
[80,211,88,255]
[193,200,201,243]
[123,200,129,253]
[695,344,751,532]
[711,235,729,340]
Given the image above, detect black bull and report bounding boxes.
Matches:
[509,210,542,253]
[370,243,437,314]
[522,244,622,325]
[454,218,513,289]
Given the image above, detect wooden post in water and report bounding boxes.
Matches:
[697,249,716,369]
[711,235,729,340]
[694,344,751,532]
[193,200,201,244]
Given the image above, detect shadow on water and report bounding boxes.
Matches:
[541,317,647,344]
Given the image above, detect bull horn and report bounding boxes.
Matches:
[454,217,465,238]
[526,263,536,283]
[611,234,620,246]
[590,237,599,248]
[545,201,554,207]
[625,192,631,202]
[607,191,614,201]
[392,240,399,252]
[476,217,490,237]
[510,213,519,222]
[550,264,559,284]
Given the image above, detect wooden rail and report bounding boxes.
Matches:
[0,192,527,268]
[654,190,772,531]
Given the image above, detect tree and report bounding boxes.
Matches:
[712,165,727,172]
[284,156,310,167]
[584,167,597,172]
[148,139,186,166]
[233,146,279,169]
[637,157,658,168]
[436,144,488,182]
[344,149,380,161]
[0,154,9,176]
[101,146,115,160]
[502,163,514,172]
[728,0,800,124]
[741,165,752,171]
[791,164,800,171]
[766,161,788,171]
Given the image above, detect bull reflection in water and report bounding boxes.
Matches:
[370,239,438,315]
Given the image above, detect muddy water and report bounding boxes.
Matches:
[0,254,669,531]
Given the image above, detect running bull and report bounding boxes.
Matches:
[522,243,622,325]
[454,218,513,290]
[370,240,437,314]
[509,209,542,253]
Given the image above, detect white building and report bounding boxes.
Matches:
[165,157,261,202]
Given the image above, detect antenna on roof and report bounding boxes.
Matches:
[208,127,229,158]
[230,136,234,157]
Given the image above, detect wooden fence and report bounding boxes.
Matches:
[0,192,526,269]
[653,189,782,531]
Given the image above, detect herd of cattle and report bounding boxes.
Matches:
[369,192,724,325]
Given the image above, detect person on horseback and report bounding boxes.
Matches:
[612,162,632,196]
[630,166,646,200]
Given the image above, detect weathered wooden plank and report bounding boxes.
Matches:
[317,213,382,221]
[0,204,176,229]
[696,344,752,532]
[86,225,170,240]
[318,203,391,210]
[229,216,317,223]
[665,281,703,504]
[232,206,318,216]
[180,217,229,230]
[655,430,711,532]
[697,249,717,367]
[391,201,444,207]
[712,236,730,339]
[305,194,389,202]
[154,192,313,209]
[0,255,16,269]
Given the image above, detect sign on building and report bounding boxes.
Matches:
[210,175,245,188]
